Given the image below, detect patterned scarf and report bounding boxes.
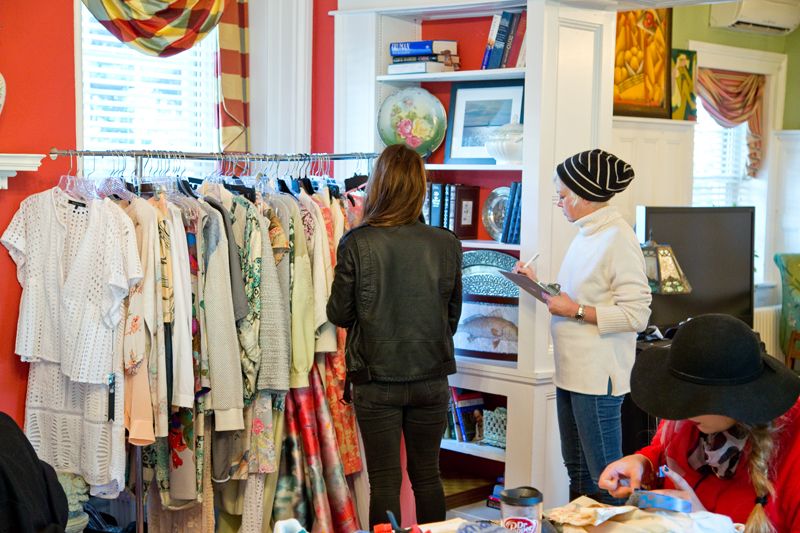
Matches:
[688,425,748,480]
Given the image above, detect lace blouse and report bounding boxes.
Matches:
[1,188,140,384]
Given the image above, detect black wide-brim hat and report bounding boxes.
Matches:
[631,314,800,426]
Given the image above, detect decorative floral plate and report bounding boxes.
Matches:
[377,87,446,156]
[462,250,519,298]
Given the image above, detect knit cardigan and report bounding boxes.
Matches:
[256,210,290,393]
[552,205,651,396]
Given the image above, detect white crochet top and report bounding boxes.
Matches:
[1,188,141,384]
[15,193,143,497]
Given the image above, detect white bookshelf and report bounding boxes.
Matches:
[425,163,523,171]
[334,0,616,510]
[460,239,521,251]
[440,438,506,462]
[331,0,526,20]
[377,67,525,84]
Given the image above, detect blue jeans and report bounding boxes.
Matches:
[556,383,625,505]
[353,378,450,527]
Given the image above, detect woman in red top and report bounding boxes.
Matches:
[599,314,800,532]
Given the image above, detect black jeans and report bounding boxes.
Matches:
[353,377,450,527]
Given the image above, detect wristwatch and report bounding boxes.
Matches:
[574,304,585,322]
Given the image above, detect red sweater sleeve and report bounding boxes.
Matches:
[635,420,667,478]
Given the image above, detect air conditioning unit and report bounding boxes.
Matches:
[710,0,800,35]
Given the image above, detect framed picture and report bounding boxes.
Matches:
[444,79,525,165]
[613,8,672,118]
[671,49,698,121]
[453,296,518,362]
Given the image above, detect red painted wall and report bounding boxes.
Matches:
[312,0,337,154]
[0,3,76,425]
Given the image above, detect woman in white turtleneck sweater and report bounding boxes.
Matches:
[515,149,651,504]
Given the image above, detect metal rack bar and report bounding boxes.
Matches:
[48,147,378,533]
[49,148,380,161]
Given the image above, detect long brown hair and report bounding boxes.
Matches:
[362,144,427,227]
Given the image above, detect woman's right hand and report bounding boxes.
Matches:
[512,261,537,281]
[598,454,651,498]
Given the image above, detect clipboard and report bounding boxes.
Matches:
[500,271,561,304]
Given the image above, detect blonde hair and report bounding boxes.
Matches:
[740,422,778,533]
[362,144,427,227]
[553,176,607,209]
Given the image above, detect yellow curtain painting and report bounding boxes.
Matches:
[613,9,671,118]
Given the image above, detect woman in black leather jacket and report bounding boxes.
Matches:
[327,144,462,527]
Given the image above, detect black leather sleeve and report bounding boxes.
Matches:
[327,236,358,328]
[448,239,463,335]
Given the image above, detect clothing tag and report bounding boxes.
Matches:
[67,199,87,208]
[107,373,115,421]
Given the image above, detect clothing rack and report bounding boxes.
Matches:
[48,147,379,533]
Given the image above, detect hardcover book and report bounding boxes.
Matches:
[501,181,519,243]
[481,15,501,70]
[392,54,460,64]
[487,11,514,69]
[389,40,458,57]
[443,183,452,231]
[430,182,444,227]
[500,12,521,68]
[507,10,527,67]
[451,387,485,442]
[386,61,454,75]
[453,185,480,239]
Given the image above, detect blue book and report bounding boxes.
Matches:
[507,181,521,244]
[481,15,501,70]
[389,40,458,57]
[500,181,518,243]
[488,11,514,69]
[508,181,522,244]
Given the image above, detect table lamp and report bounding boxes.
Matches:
[641,238,692,295]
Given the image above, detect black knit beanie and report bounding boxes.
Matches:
[555,149,635,202]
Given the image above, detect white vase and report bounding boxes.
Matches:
[485,122,523,165]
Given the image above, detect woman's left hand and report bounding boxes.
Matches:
[650,468,706,513]
[543,291,577,318]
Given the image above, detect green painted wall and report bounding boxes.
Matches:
[784,30,800,129]
[671,5,799,129]
[672,5,787,52]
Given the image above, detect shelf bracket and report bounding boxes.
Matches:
[0,154,45,190]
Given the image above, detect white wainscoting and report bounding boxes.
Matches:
[754,305,783,360]
[609,117,696,227]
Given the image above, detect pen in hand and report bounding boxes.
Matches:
[522,253,540,269]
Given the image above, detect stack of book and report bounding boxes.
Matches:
[424,182,480,239]
[500,181,522,244]
[446,387,485,443]
[387,40,460,75]
[481,10,527,69]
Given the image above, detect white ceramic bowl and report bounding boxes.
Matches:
[486,122,523,165]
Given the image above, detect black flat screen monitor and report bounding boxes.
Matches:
[635,206,755,329]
